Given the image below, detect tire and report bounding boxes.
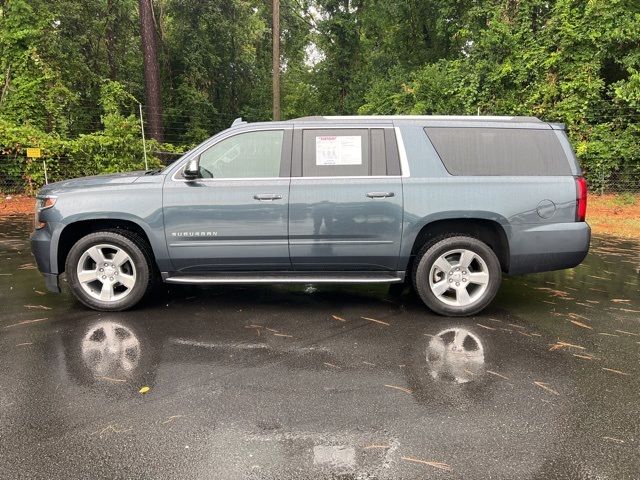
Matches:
[65,230,154,311]
[412,235,501,317]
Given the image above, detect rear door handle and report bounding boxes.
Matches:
[366,192,395,199]
[253,193,283,201]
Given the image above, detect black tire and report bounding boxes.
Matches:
[412,235,501,317]
[65,230,154,311]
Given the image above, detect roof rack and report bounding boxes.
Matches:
[292,115,542,123]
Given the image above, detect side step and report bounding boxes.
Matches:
[162,271,404,285]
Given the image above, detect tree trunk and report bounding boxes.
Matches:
[272,0,280,120]
[138,0,163,142]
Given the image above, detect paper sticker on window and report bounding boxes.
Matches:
[316,136,362,166]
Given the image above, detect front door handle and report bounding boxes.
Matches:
[366,191,395,199]
[253,193,283,201]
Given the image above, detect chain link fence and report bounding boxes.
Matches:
[584,171,640,195]
[0,151,184,195]
[1,153,639,196]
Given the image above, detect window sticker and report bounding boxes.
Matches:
[315,135,362,166]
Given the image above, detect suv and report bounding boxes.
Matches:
[31,115,590,316]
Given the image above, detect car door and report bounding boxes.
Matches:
[163,127,292,272]
[288,125,403,271]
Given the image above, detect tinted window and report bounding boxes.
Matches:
[198,130,284,178]
[424,127,571,176]
[302,129,370,177]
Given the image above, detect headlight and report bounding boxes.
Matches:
[35,196,57,229]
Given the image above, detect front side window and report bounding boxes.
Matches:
[197,130,284,179]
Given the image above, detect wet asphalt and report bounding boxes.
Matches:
[0,215,639,479]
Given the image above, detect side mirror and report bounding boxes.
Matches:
[183,158,200,180]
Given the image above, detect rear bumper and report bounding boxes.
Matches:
[507,222,590,275]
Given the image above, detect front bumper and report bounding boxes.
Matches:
[43,273,61,293]
[508,222,591,275]
[30,227,61,293]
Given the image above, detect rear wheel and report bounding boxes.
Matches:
[65,230,153,311]
[413,236,501,316]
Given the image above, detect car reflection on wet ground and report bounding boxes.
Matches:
[1,215,639,479]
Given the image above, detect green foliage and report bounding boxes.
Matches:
[356,0,640,184]
[613,192,637,206]
[0,0,639,192]
[0,80,162,193]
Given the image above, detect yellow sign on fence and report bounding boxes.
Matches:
[26,148,41,158]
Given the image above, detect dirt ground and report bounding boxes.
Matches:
[1,193,639,238]
[0,195,34,215]
[586,194,640,239]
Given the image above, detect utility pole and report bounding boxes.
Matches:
[139,103,149,170]
[272,0,281,120]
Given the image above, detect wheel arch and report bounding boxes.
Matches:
[405,216,510,274]
[56,218,159,274]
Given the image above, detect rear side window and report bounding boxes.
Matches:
[424,127,571,176]
[302,129,370,177]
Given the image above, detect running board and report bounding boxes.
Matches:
[162,272,404,285]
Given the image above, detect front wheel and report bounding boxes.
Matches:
[413,236,502,317]
[65,230,153,311]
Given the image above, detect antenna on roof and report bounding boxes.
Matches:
[231,117,246,127]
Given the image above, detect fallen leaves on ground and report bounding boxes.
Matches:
[534,287,571,298]
[331,315,346,322]
[533,381,560,396]
[615,330,639,337]
[486,370,509,380]
[4,318,48,329]
[569,319,593,330]
[476,323,495,330]
[573,353,596,360]
[384,384,412,394]
[139,386,150,394]
[616,308,640,313]
[603,436,625,444]
[162,415,184,424]
[401,456,452,472]
[602,367,630,376]
[100,376,126,383]
[549,341,585,351]
[361,316,389,326]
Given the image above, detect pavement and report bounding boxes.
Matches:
[1,214,639,479]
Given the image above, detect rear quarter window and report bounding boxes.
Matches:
[424,127,572,176]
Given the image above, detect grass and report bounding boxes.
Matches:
[588,194,640,239]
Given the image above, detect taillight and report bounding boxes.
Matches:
[575,176,587,222]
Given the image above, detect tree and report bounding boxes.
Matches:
[138,0,163,141]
